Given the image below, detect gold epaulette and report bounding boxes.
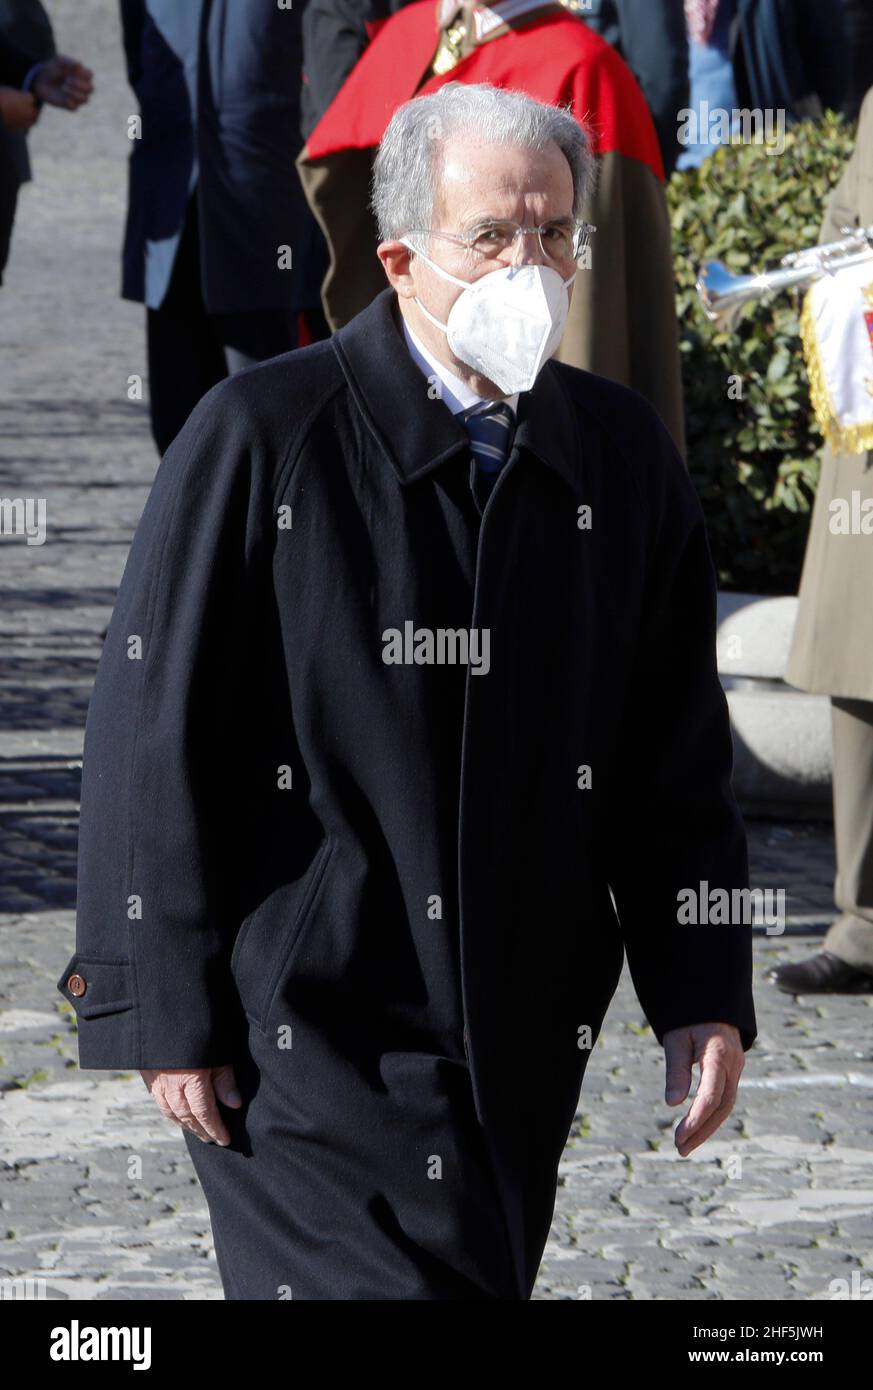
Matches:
[431,1,585,77]
[432,20,467,74]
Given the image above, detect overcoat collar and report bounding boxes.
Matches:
[332,286,581,490]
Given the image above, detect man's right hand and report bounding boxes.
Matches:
[0,86,39,132]
[140,1065,242,1146]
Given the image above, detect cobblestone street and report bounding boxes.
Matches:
[1,1,871,1303]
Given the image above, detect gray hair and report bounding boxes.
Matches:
[370,82,597,245]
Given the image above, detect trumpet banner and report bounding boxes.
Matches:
[801,260,873,455]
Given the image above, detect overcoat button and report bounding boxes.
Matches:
[67,973,87,997]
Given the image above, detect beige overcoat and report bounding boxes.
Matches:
[786,88,873,700]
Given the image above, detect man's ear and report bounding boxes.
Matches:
[377,240,417,298]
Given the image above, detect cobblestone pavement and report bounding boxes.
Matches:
[1,1,871,1303]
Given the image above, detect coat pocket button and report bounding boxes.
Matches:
[67,973,87,997]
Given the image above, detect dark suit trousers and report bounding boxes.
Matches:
[146,196,303,456]
[825,697,873,971]
[181,1026,566,1300]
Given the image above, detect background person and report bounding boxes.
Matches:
[119,0,329,457]
[776,86,873,996]
[677,0,847,171]
[0,5,93,281]
[839,0,873,121]
[0,0,55,282]
[578,0,690,176]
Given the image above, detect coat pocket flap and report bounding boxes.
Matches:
[231,837,335,1030]
[56,954,135,1020]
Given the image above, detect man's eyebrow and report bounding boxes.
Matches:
[458,213,507,228]
[458,212,575,228]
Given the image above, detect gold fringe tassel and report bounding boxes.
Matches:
[800,287,873,455]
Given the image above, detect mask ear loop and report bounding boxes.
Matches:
[400,236,475,333]
[400,237,472,289]
[413,297,451,334]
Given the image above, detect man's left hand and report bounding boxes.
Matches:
[663,1021,745,1157]
[32,56,94,111]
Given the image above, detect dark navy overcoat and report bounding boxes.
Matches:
[119,0,321,314]
[58,286,757,1299]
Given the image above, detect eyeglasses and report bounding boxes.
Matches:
[405,217,596,265]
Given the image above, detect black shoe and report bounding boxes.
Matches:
[768,950,873,995]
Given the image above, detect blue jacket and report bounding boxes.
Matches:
[120,0,323,314]
[733,0,847,121]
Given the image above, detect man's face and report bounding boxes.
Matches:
[383,136,577,395]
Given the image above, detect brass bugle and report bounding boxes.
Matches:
[696,225,873,329]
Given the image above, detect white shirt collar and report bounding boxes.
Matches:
[401,313,519,418]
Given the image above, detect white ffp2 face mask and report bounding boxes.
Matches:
[400,238,577,395]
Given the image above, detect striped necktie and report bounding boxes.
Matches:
[461,401,516,506]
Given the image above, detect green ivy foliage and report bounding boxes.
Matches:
[668,112,858,593]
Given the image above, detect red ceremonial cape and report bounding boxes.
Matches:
[305,1,664,181]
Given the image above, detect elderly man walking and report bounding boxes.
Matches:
[119,0,327,456]
[60,83,756,1301]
